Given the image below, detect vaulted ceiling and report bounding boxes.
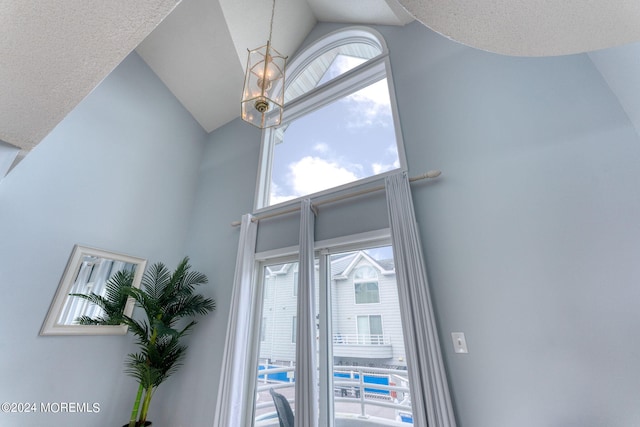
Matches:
[2,0,640,163]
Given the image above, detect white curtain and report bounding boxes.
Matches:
[295,198,319,427]
[213,214,258,427]
[385,172,457,427]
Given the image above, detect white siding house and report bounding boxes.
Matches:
[258,251,406,369]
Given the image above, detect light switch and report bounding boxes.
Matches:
[451,332,468,353]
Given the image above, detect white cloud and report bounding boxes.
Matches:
[269,182,298,205]
[372,160,399,174]
[290,156,359,195]
[324,55,393,128]
[343,79,392,128]
[371,147,400,174]
[270,193,298,205]
[269,157,361,203]
[349,79,391,109]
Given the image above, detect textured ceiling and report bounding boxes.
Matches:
[0,0,182,152]
[397,0,640,56]
[2,0,640,161]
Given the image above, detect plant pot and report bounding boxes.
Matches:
[121,422,151,427]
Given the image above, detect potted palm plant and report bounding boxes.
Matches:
[72,257,215,427]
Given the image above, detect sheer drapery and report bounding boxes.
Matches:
[295,198,319,427]
[213,214,258,427]
[385,172,457,427]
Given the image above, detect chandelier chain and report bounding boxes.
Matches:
[268,0,276,43]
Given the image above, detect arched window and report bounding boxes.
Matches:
[255,27,406,209]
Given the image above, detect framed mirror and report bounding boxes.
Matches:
[40,245,147,336]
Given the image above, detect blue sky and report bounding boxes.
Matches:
[269,55,400,205]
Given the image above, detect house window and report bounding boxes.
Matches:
[354,266,380,304]
[255,27,406,209]
[357,315,383,345]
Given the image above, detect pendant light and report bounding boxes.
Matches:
[241,0,287,128]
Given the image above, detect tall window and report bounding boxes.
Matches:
[252,242,413,426]
[254,260,311,423]
[255,27,406,209]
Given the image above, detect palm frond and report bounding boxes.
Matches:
[75,314,109,325]
[103,270,136,307]
[69,269,135,325]
[123,316,150,343]
[126,353,164,389]
[175,270,208,296]
[142,263,172,302]
[157,258,190,306]
[176,320,197,337]
[164,294,215,322]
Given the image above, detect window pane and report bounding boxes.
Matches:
[268,78,400,206]
[357,315,370,336]
[330,246,414,425]
[369,315,382,335]
[285,43,381,103]
[355,282,380,304]
[253,260,319,426]
[254,262,298,424]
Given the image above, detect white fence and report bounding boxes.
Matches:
[333,334,391,346]
[254,364,413,425]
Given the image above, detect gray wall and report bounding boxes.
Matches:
[386,22,640,427]
[3,18,640,427]
[164,22,640,427]
[150,118,262,426]
[0,52,207,427]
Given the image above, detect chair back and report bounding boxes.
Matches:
[269,387,294,427]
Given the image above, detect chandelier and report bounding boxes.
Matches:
[240,0,287,129]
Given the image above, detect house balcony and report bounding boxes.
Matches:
[333,334,393,359]
[254,365,413,426]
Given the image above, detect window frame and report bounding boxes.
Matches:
[253,26,408,213]
[249,228,394,427]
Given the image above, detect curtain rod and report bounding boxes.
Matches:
[230,170,442,227]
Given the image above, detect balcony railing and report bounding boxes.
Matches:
[332,334,393,358]
[333,334,391,345]
[254,365,413,426]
